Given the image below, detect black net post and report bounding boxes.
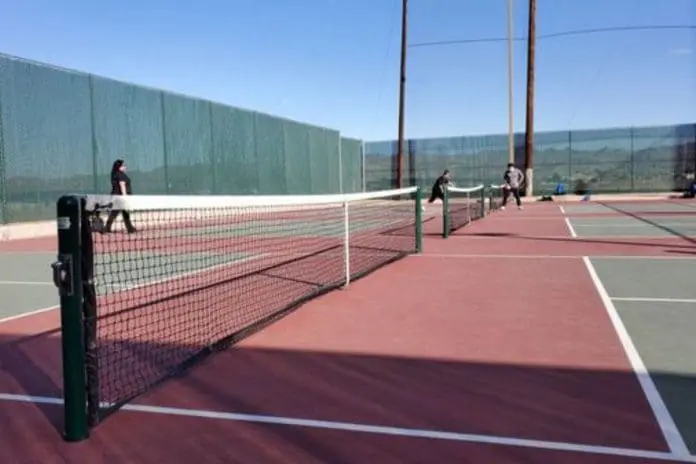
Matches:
[51,195,89,442]
[479,187,486,217]
[414,186,423,252]
[442,187,450,239]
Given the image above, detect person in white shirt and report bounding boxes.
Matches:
[502,162,524,210]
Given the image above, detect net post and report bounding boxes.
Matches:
[480,186,486,217]
[414,187,423,253]
[487,186,493,214]
[442,187,450,239]
[52,195,89,442]
[342,201,351,288]
[466,191,472,224]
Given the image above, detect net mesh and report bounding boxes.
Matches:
[488,184,504,212]
[444,185,486,235]
[75,188,419,422]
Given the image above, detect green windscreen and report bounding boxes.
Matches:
[0,54,366,223]
[0,56,94,222]
[162,93,215,195]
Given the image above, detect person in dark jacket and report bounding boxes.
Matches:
[427,169,453,204]
[103,159,136,233]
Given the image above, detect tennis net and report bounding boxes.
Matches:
[442,184,486,237]
[488,184,505,212]
[52,187,422,441]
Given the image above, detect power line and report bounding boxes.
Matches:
[408,25,695,49]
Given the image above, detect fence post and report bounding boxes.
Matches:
[568,130,572,182]
[208,101,217,194]
[160,91,170,194]
[88,76,99,193]
[361,141,366,192]
[0,117,6,223]
[338,134,344,194]
[630,126,635,192]
[693,123,696,175]
[479,186,486,217]
[442,187,450,239]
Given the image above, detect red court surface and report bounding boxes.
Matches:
[1,201,695,463]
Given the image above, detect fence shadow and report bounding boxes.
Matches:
[2,325,696,461]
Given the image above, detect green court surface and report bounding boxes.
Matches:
[590,256,696,454]
[96,250,256,292]
[0,251,58,284]
[0,251,58,319]
[589,258,696,300]
[165,217,403,239]
[569,216,696,226]
[563,202,696,214]
[0,250,260,320]
[568,216,696,238]
[614,300,696,455]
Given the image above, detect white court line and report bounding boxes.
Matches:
[0,280,52,286]
[415,254,583,260]
[102,254,263,294]
[0,394,693,462]
[558,205,566,214]
[413,254,696,260]
[582,257,690,457]
[435,233,695,239]
[482,216,567,220]
[611,297,696,304]
[572,223,696,228]
[0,304,59,325]
[0,254,265,326]
[0,250,55,255]
[564,218,578,238]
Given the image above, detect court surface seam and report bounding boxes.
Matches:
[0,393,694,463]
[582,256,690,457]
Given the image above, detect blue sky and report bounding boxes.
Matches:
[1,0,694,141]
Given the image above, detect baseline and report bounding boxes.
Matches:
[0,393,694,463]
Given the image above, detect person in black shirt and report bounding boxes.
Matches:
[103,159,136,233]
[427,169,453,205]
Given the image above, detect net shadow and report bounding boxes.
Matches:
[2,334,695,459]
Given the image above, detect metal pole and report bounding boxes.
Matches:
[361,141,366,192]
[338,133,343,194]
[396,0,408,189]
[523,0,536,197]
[342,202,350,287]
[507,0,515,164]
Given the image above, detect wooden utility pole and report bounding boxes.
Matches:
[506,0,515,164]
[523,0,536,197]
[396,0,408,189]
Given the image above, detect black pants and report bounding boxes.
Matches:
[428,186,444,203]
[502,187,521,207]
[104,209,136,233]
